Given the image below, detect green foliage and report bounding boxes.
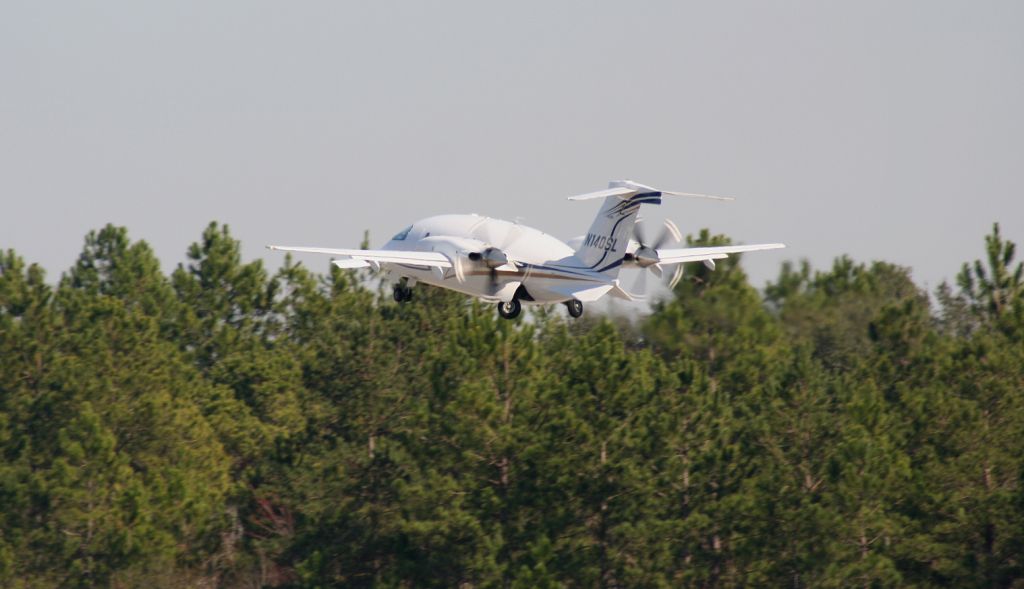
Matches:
[1,221,1022,587]
[953,222,1024,339]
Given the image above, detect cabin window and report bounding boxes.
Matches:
[392,225,412,241]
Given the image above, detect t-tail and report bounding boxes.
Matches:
[567,180,733,277]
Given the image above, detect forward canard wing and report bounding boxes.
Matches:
[266,245,453,269]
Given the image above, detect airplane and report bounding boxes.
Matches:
[268,180,785,320]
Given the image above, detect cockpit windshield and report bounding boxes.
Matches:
[392,225,413,241]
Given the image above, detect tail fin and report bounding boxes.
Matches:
[570,181,662,276]
[568,180,734,276]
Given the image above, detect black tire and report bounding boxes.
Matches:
[497,299,521,319]
[566,299,583,318]
[393,285,412,303]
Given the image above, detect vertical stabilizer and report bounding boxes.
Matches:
[572,182,662,276]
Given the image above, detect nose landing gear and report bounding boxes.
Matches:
[565,299,583,318]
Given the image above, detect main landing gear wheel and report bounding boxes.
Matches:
[497,299,521,320]
[392,284,413,303]
[565,299,583,318]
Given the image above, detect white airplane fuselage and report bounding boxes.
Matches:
[381,213,613,305]
[268,179,785,320]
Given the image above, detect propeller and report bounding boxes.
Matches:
[467,247,514,293]
[451,219,525,294]
[667,262,686,291]
[452,253,466,283]
[630,217,681,267]
[625,218,685,298]
[627,269,690,301]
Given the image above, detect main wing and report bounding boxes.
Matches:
[656,243,786,265]
[267,245,453,269]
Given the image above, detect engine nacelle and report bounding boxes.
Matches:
[468,247,509,269]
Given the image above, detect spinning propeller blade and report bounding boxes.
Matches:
[453,255,466,283]
[654,219,682,249]
[627,218,684,297]
[631,267,649,300]
[668,264,685,290]
[632,218,682,254]
[468,219,526,295]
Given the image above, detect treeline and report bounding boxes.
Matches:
[1,222,1022,588]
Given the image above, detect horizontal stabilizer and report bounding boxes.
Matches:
[567,186,637,201]
[568,180,734,202]
[662,190,734,202]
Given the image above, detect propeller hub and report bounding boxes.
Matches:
[633,246,660,268]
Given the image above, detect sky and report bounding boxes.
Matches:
[2,1,1022,299]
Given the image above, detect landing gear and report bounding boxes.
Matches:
[392,283,413,303]
[497,298,522,320]
[565,299,583,318]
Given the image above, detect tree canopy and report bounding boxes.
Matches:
[1,222,1022,588]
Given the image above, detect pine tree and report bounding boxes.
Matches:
[955,222,1024,339]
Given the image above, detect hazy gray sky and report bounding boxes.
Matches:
[3,1,1022,294]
